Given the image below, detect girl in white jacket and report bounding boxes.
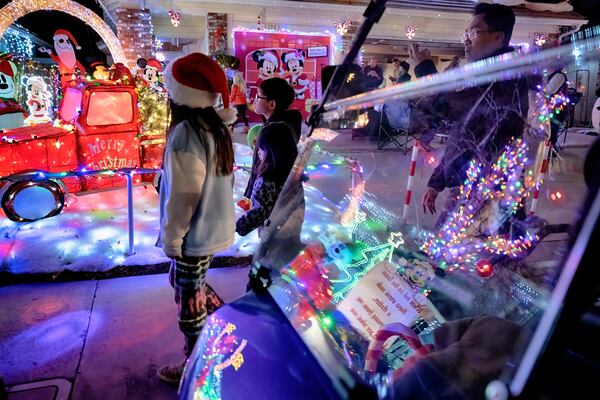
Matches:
[157,53,236,384]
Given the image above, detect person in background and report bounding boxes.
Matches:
[156,53,236,384]
[236,122,298,236]
[408,3,530,227]
[230,71,250,134]
[242,77,301,200]
[443,55,462,72]
[363,57,384,91]
[389,58,411,84]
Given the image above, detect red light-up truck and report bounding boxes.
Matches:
[0,81,162,222]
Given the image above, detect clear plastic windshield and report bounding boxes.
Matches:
[253,21,600,399]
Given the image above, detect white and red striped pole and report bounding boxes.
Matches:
[530,140,552,215]
[402,140,420,223]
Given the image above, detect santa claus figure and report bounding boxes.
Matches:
[0,57,26,129]
[281,50,309,100]
[39,29,85,89]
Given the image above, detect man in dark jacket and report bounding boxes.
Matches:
[363,58,384,91]
[410,3,530,225]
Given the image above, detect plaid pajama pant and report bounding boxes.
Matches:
[169,255,224,357]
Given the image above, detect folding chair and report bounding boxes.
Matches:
[377,99,413,152]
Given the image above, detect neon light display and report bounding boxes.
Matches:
[421,138,537,274]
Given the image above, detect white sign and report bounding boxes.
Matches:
[307,46,328,58]
[338,261,430,340]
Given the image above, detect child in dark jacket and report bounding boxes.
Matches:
[242,77,302,199]
[236,122,298,236]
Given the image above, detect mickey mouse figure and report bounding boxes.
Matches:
[142,59,164,92]
[252,50,278,87]
[0,56,26,129]
[281,50,309,100]
[22,76,52,124]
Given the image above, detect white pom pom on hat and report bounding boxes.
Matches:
[163,53,237,124]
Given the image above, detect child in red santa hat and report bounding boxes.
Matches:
[156,52,236,384]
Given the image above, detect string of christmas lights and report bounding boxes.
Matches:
[421,138,537,274]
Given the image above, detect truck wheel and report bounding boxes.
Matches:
[1,180,65,222]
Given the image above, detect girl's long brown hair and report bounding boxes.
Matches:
[167,100,234,176]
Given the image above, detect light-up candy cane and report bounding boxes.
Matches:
[530,140,552,215]
[402,140,420,223]
[364,323,431,378]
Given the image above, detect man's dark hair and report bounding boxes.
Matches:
[400,61,410,71]
[260,77,295,112]
[474,2,515,46]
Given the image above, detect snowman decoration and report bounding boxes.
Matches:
[0,57,26,129]
[22,76,53,124]
[281,50,309,100]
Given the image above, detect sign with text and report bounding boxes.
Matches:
[307,46,328,58]
[338,261,430,340]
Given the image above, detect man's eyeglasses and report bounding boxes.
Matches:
[462,29,494,42]
[255,94,270,101]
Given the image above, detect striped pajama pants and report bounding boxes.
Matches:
[169,255,224,357]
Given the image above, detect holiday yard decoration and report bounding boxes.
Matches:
[0,55,26,129]
[22,75,52,124]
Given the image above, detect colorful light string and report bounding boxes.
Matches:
[421,138,537,274]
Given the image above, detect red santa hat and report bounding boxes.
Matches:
[145,58,162,72]
[257,50,278,66]
[163,53,236,124]
[0,57,16,77]
[53,29,81,50]
[282,50,305,64]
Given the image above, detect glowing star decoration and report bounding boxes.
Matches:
[405,26,417,40]
[331,231,405,303]
[191,317,247,400]
[421,138,537,273]
[153,38,163,51]
[535,34,546,47]
[388,231,405,248]
[168,9,181,27]
[335,19,351,35]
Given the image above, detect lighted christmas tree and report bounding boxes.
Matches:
[137,84,168,139]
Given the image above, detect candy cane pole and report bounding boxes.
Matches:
[364,323,429,374]
[530,140,552,215]
[402,141,420,223]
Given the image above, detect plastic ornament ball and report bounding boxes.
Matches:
[247,124,262,149]
[476,259,494,278]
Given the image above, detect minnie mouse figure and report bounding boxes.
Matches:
[281,50,309,100]
[252,50,278,87]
